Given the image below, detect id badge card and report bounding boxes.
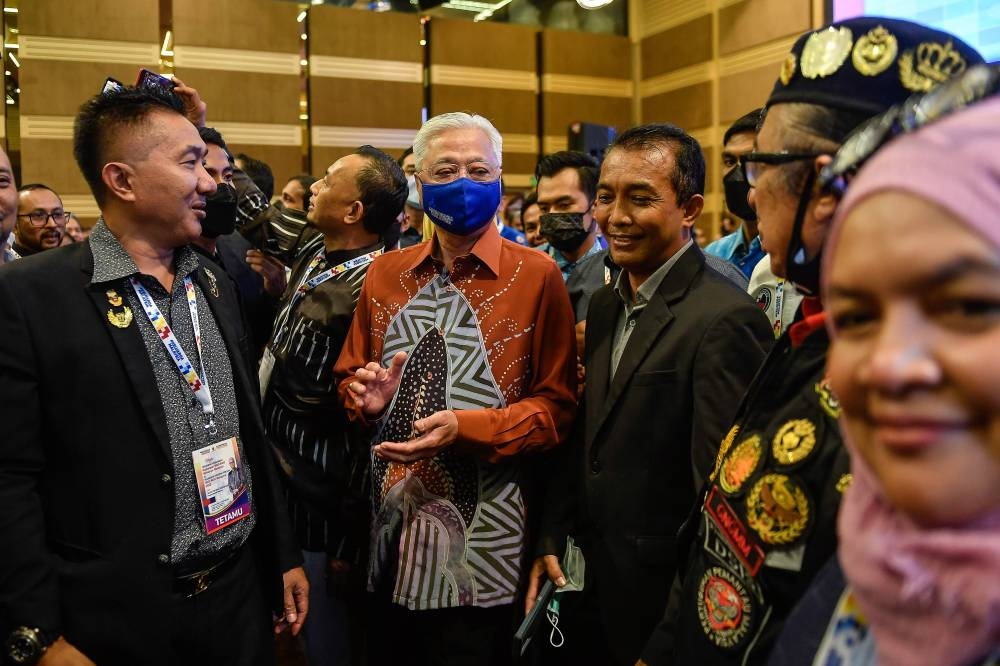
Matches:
[258,347,276,402]
[192,437,253,535]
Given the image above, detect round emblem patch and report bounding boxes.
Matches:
[698,566,753,649]
[801,26,853,79]
[755,286,772,312]
[772,419,817,466]
[745,474,811,545]
[719,435,763,495]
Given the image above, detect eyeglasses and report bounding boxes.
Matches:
[740,152,825,187]
[821,63,1000,196]
[420,161,500,185]
[18,211,73,227]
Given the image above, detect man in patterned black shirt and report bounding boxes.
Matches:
[260,145,406,666]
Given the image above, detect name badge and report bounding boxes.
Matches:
[258,347,276,402]
[192,437,253,535]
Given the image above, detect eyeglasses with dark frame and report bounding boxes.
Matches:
[820,63,1000,197]
[17,211,73,227]
[740,152,825,188]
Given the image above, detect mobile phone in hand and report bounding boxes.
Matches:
[136,68,175,95]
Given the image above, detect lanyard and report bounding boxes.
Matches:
[297,248,382,295]
[130,275,216,431]
[773,279,786,339]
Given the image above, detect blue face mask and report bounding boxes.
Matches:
[420,177,502,236]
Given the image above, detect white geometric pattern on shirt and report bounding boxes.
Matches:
[373,274,525,609]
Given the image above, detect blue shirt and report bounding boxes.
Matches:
[705,225,764,279]
[539,235,608,282]
[497,221,527,246]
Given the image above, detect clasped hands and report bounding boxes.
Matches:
[348,351,458,463]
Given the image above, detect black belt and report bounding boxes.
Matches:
[172,549,242,598]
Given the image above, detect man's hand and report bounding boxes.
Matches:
[376,409,458,463]
[524,554,566,615]
[38,637,95,666]
[348,351,407,417]
[246,249,287,297]
[170,76,207,128]
[575,320,587,359]
[274,566,309,636]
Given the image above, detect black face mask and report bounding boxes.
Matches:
[540,212,592,253]
[723,167,756,223]
[200,182,238,239]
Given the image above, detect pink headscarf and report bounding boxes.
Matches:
[823,96,1000,666]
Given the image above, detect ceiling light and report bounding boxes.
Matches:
[296,10,307,22]
[576,0,613,8]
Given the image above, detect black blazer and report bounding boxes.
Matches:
[0,241,300,665]
[540,246,773,664]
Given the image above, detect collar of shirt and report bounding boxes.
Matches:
[544,236,605,273]
[613,239,693,314]
[403,220,501,277]
[89,218,200,287]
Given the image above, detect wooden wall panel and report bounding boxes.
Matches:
[172,0,301,52]
[641,15,712,79]
[718,0,812,56]
[19,0,160,218]
[232,144,304,196]
[174,70,301,125]
[719,63,779,124]
[429,19,538,187]
[641,82,712,129]
[309,6,423,175]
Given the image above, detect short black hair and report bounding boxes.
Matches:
[723,108,764,146]
[198,126,233,162]
[235,153,274,200]
[286,174,318,211]
[523,190,538,210]
[73,85,185,207]
[397,146,413,168]
[18,183,57,196]
[353,145,407,236]
[609,123,705,204]
[534,151,599,202]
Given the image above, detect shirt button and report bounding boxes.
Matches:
[157,553,170,565]
[160,473,172,484]
[590,459,602,474]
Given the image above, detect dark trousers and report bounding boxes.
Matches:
[366,594,516,666]
[168,545,274,666]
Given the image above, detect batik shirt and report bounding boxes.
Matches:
[335,223,577,610]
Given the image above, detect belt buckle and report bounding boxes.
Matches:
[188,570,211,598]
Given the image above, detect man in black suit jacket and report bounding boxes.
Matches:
[528,124,772,665]
[0,85,306,666]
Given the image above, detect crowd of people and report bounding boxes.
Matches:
[0,12,998,666]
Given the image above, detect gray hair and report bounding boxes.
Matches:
[412,112,503,171]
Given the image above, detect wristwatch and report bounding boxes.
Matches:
[4,626,52,665]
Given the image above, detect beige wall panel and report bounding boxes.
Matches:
[173,0,300,52]
[310,7,422,61]
[230,145,304,188]
[719,0,811,56]
[542,93,631,136]
[20,0,158,42]
[702,145,717,195]
[502,153,539,176]
[20,61,147,117]
[311,79,422,128]
[718,62,778,123]
[174,69,300,124]
[641,15,712,79]
[431,87,536,135]
[21,139,88,193]
[429,19,536,71]
[542,30,630,79]
[641,82,712,129]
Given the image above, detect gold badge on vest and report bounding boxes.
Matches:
[106,289,133,329]
[745,473,810,546]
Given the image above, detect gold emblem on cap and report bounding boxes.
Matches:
[772,419,817,466]
[719,435,763,495]
[899,40,968,92]
[745,473,810,545]
[107,306,133,329]
[836,473,853,494]
[852,26,898,76]
[106,289,123,307]
[801,26,853,79]
[780,53,797,85]
[710,425,741,483]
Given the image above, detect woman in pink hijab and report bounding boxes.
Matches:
[813,91,1000,666]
